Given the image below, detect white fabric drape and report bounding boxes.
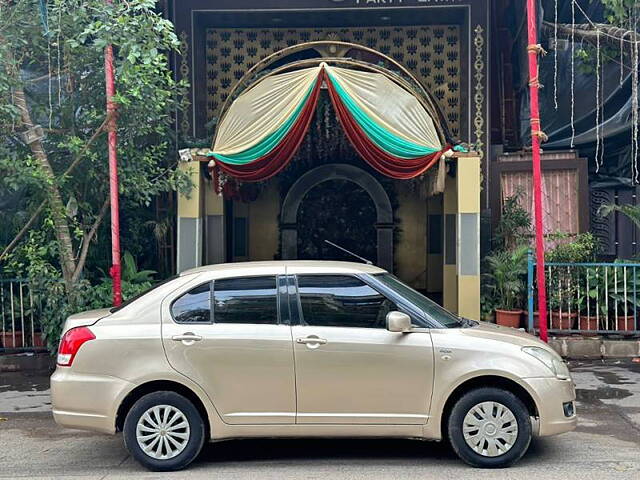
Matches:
[325,65,442,151]
[213,66,322,156]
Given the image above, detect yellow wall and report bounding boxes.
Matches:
[394,183,427,290]
[247,181,280,261]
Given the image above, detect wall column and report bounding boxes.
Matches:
[443,171,458,313]
[456,154,481,320]
[205,185,226,264]
[443,154,481,320]
[176,160,203,272]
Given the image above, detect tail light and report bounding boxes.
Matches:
[57,327,95,366]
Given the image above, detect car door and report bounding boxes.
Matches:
[290,273,435,425]
[162,272,296,424]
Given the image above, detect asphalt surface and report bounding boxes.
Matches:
[1,359,639,479]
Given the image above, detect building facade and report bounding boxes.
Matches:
[168,0,490,319]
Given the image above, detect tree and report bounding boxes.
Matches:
[0,0,191,347]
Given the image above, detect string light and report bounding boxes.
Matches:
[570,0,575,148]
[554,0,558,110]
[595,29,601,173]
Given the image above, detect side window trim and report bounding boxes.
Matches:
[211,274,282,325]
[170,280,213,325]
[288,274,302,326]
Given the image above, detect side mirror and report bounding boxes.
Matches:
[386,311,412,333]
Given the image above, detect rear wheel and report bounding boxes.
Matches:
[123,391,205,471]
[447,387,532,468]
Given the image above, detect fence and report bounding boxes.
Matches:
[0,279,45,351]
[527,253,640,335]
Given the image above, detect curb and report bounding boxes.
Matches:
[548,337,640,359]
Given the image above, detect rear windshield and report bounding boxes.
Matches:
[109,276,177,313]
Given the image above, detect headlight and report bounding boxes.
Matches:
[522,346,571,380]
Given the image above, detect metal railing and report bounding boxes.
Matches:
[0,278,45,351]
[527,252,640,335]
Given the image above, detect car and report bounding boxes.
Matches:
[51,260,576,471]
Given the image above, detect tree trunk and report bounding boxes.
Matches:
[13,87,77,292]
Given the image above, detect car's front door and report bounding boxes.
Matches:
[162,273,296,424]
[289,273,434,425]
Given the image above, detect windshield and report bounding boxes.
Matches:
[373,273,464,328]
[109,276,177,313]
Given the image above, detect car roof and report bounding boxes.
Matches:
[180,260,386,276]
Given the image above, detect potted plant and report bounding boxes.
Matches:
[484,246,528,328]
[609,265,639,332]
[0,329,23,348]
[545,233,599,332]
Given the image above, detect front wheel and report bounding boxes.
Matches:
[123,391,205,471]
[447,387,532,468]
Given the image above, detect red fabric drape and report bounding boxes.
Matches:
[211,74,323,183]
[324,71,447,179]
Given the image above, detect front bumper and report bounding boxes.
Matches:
[523,376,577,437]
[50,368,133,434]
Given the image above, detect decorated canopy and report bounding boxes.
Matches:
[209,62,454,182]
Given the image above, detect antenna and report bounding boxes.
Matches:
[323,240,373,265]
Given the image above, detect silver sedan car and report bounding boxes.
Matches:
[51,261,576,471]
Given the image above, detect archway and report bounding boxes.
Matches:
[280,164,393,272]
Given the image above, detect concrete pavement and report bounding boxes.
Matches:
[1,359,639,479]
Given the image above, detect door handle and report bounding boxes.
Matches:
[172,333,202,342]
[296,336,327,345]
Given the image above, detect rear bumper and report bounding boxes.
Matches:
[50,368,133,434]
[523,377,577,437]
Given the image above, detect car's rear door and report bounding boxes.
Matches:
[162,270,296,424]
[289,273,434,425]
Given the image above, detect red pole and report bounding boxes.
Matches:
[104,3,122,307]
[525,0,548,342]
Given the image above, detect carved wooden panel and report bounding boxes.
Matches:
[205,26,461,138]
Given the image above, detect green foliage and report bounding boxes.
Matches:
[545,232,599,263]
[598,203,640,231]
[86,251,155,310]
[494,191,531,250]
[1,1,192,349]
[483,246,529,311]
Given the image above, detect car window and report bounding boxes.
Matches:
[373,273,464,328]
[296,275,396,328]
[213,276,278,324]
[171,282,211,323]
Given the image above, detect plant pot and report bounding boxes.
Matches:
[495,309,523,328]
[617,316,637,332]
[578,315,599,336]
[551,312,576,331]
[0,331,23,348]
[532,311,540,329]
[32,332,46,347]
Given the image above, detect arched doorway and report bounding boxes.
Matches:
[280,164,393,272]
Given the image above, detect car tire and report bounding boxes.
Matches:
[123,391,205,471]
[447,387,532,468]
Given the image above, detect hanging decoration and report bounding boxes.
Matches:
[570,0,576,148]
[208,63,456,185]
[553,0,558,110]
[595,29,601,173]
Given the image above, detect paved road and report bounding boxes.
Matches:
[1,359,639,479]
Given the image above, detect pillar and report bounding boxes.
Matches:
[443,154,481,320]
[204,184,226,264]
[176,160,203,272]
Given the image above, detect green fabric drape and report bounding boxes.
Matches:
[326,72,439,159]
[213,83,315,165]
